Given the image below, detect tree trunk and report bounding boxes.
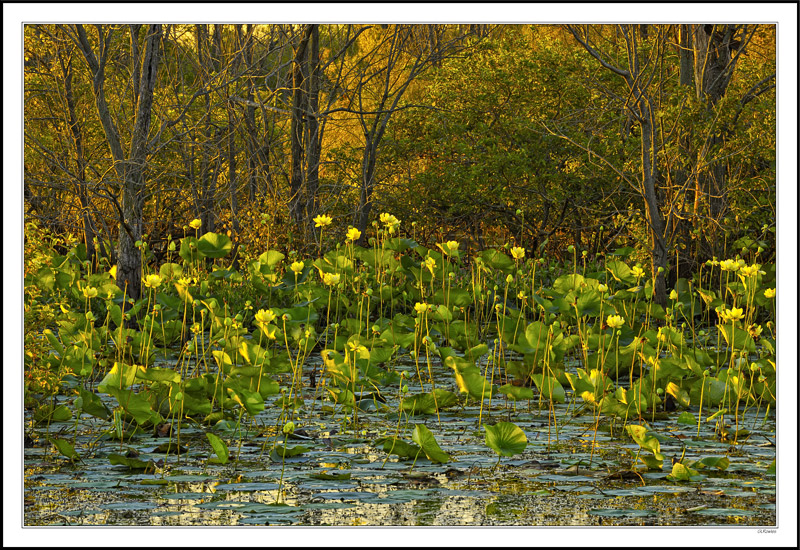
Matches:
[305,25,321,237]
[73,24,162,305]
[691,24,747,230]
[121,24,163,304]
[290,25,313,227]
[679,25,693,87]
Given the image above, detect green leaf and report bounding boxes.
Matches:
[400,389,458,415]
[75,388,111,420]
[376,437,422,460]
[484,421,527,457]
[479,249,514,272]
[258,249,285,269]
[206,432,229,465]
[97,362,139,392]
[667,462,699,482]
[691,456,730,471]
[159,262,183,280]
[49,437,79,460]
[411,424,450,463]
[136,366,181,385]
[196,232,232,259]
[108,453,153,470]
[271,444,310,461]
[625,425,664,461]
[676,411,696,425]
[530,373,566,403]
[105,386,158,426]
[553,273,585,295]
[497,383,535,401]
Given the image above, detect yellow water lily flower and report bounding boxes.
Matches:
[290,260,304,274]
[597,284,608,293]
[764,288,775,299]
[510,246,525,261]
[109,265,117,280]
[82,286,98,299]
[719,259,739,272]
[739,264,759,277]
[346,227,361,242]
[423,256,436,275]
[254,309,277,326]
[669,289,678,301]
[313,214,332,228]
[322,272,341,286]
[606,314,625,329]
[631,265,645,279]
[143,274,162,289]
[723,307,744,322]
[414,302,429,315]
[189,218,202,230]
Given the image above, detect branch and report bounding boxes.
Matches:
[567,25,631,80]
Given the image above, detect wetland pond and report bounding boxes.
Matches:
[24,358,776,527]
[23,235,779,528]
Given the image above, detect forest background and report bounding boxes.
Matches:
[5,3,798,548]
[18,20,782,304]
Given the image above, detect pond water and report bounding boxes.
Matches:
[24,359,777,528]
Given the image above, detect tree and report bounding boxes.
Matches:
[558,24,774,305]
[70,24,163,304]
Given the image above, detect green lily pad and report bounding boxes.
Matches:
[206,432,229,465]
[411,424,450,463]
[196,232,232,258]
[588,508,657,517]
[690,507,756,517]
[484,422,528,457]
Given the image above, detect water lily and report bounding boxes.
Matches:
[322,272,341,286]
[631,265,645,279]
[313,214,332,228]
[414,302,429,315]
[724,307,744,322]
[423,256,436,275]
[143,274,162,289]
[719,259,739,272]
[255,308,277,325]
[290,260,304,275]
[444,240,459,255]
[606,314,625,329]
[82,285,98,299]
[109,265,117,280]
[597,283,608,293]
[739,263,759,277]
[669,289,678,301]
[189,218,202,230]
[764,288,775,299]
[346,227,361,242]
[510,246,525,261]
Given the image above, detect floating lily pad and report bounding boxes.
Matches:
[589,508,657,517]
[101,501,158,511]
[314,491,378,500]
[214,482,280,492]
[160,492,210,500]
[690,507,756,517]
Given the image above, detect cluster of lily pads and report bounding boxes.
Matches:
[25,214,776,480]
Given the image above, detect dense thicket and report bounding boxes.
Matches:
[24,24,776,301]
